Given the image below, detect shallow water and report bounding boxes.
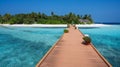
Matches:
[80,25,120,67]
[0,25,120,67]
[0,26,64,67]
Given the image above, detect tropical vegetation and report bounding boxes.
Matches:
[83,36,91,44]
[0,12,94,24]
[64,29,69,33]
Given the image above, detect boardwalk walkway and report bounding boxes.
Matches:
[36,25,111,67]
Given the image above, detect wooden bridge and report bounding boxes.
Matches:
[36,25,112,67]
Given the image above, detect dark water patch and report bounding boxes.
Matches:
[22,30,35,33]
[21,30,48,34]
[102,23,120,25]
[32,27,66,28]
[54,35,61,39]
[0,26,15,30]
[79,27,100,29]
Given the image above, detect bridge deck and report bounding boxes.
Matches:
[36,25,111,67]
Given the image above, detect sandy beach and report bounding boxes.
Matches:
[0,24,111,27]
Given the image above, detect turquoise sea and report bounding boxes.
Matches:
[80,25,120,67]
[0,26,64,67]
[0,25,120,67]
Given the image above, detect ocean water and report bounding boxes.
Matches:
[0,26,64,67]
[0,25,120,67]
[80,25,120,67]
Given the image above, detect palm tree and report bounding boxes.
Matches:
[51,11,54,16]
[0,15,2,23]
[77,14,81,19]
[41,13,47,19]
[3,13,11,23]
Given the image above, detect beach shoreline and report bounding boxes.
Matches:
[0,24,111,27]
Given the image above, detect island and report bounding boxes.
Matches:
[0,12,94,24]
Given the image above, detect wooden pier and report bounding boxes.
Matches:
[36,25,112,67]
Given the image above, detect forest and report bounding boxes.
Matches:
[0,12,94,24]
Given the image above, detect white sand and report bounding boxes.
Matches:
[0,24,111,27]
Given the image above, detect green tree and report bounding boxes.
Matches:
[14,14,25,24]
[9,16,17,24]
[0,15,2,23]
[37,12,42,19]
[30,12,37,22]
[83,14,87,19]
[51,11,54,16]
[0,12,94,24]
[77,14,81,19]
[3,13,12,23]
[41,13,47,19]
[87,14,94,23]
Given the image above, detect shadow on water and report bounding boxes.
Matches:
[0,25,15,30]
[22,30,34,33]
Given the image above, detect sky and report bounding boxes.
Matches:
[0,0,120,23]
